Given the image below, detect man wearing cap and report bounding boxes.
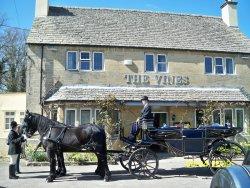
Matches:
[139,96,154,124]
[7,121,26,179]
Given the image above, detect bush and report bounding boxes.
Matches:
[25,145,47,162]
[66,153,97,164]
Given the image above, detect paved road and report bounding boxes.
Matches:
[0,157,212,188]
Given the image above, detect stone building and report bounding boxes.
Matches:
[26,0,250,135]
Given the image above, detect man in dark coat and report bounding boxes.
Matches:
[139,96,154,124]
[7,121,26,179]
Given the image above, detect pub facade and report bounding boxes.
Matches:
[26,0,250,135]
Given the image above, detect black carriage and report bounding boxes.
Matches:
[118,120,246,179]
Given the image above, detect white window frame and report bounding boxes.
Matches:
[235,108,244,128]
[66,51,78,71]
[95,109,101,123]
[80,108,92,124]
[79,51,91,71]
[157,54,168,73]
[93,52,104,71]
[64,108,77,125]
[5,111,15,129]
[214,57,224,75]
[225,57,236,75]
[223,108,233,125]
[212,109,222,124]
[204,56,214,74]
[144,53,155,72]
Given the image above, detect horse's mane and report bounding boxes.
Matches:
[31,112,66,127]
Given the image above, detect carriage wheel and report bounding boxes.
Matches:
[209,141,246,174]
[119,152,130,171]
[128,148,158,179]
[199,155,209,166]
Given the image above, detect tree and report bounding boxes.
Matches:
[0,15,27,92]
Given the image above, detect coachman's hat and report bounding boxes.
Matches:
[141,96,149,101]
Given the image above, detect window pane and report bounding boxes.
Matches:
[158,63,166,72]
[67,52,77,70]
[145,54,154,71]
[95,110,101,123]
[66,110,75,125]
[10,112,15,116]
[20,112,25,116]
[236,109,244,128]
[81,52,90,60]
[80,60,90,70]
[213,110,221,124]
[205,57,213,73]
[226,58,234,74]
[224,109,233,126]
[215,58,223,74]
[158,55,166,63]
[93,53,103,70]
[81,110,91,124]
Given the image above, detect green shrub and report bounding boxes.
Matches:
[25,145,47,162]
[66,153,97,164]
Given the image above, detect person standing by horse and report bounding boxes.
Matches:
[7,121,26,179]
[16,125,24,174]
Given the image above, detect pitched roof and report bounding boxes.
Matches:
[45,85,250,103]
[27,6,250,54]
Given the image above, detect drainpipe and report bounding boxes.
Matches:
[40,45,44,115]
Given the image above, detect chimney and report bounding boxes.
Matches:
[221,0,238,27]
[35,0,49,17]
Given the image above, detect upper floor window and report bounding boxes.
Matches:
[205,57,213,74]
[225,58,234,74]
[157,55,167,72]
[5,112,15,129]
[145,54,154,72]
[215,57,224,74]
[67,51,77,70]
[145,54,168,72]
[80,52,91,70]
[93,52,104,71]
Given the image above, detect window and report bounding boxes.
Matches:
[226,58,234,74]
[196,109,204,127]
[67,51,77,70]
[95,109,101,124]
[224,109,233,126]
[205,57,213,74]
[235,109,244,129]
[153,112,168,128]
[80,52,91,70]
[145,54,154,72]
[157,55,167,72]
[80,109,92,124]
[215,58,224,74]
[50,110,57,121]
[213,109,221,124]
[93,52,103,71]
[65,109,76,125]
[5,112,15,129]
[20,112,25,124]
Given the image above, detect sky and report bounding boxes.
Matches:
[0,0,250,37]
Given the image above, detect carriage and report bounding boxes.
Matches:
[117,120,246,179]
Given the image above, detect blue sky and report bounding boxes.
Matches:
[1,0,250,37]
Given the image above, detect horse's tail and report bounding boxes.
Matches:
[102,128,108,156]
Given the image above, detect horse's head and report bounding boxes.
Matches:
[22,110,38,138]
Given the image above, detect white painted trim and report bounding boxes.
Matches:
[66,51,78,71]
[157,54,168,73]
[93,52,104,71]
[144,53,155,73]
[79,51,91,71]
[80,108,92,124]
[64,108,77,125]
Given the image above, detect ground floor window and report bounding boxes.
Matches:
[80,109,92,124]
[65,109,76,125]
[5,112,15,129]
[196,109,204,126]
[153,112,168,128]
[224,109,233,126]
[235,108,244,128]
[50,110,57,121]
[213,109,221,124]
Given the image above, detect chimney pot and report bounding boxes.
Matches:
[35,0,49,18]
[221,0,238,27]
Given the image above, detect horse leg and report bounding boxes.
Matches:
[56,151,66,176]
[46,147,57,183]
[94,153,103,177]
[101,154,111,182]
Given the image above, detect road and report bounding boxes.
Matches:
[0,157,212,188]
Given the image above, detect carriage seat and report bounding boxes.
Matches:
[182,129,204,138]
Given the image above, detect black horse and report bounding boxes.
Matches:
[22,110,111,182]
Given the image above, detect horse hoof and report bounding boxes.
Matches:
[104,176,111,182]
[46,177,53,183]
